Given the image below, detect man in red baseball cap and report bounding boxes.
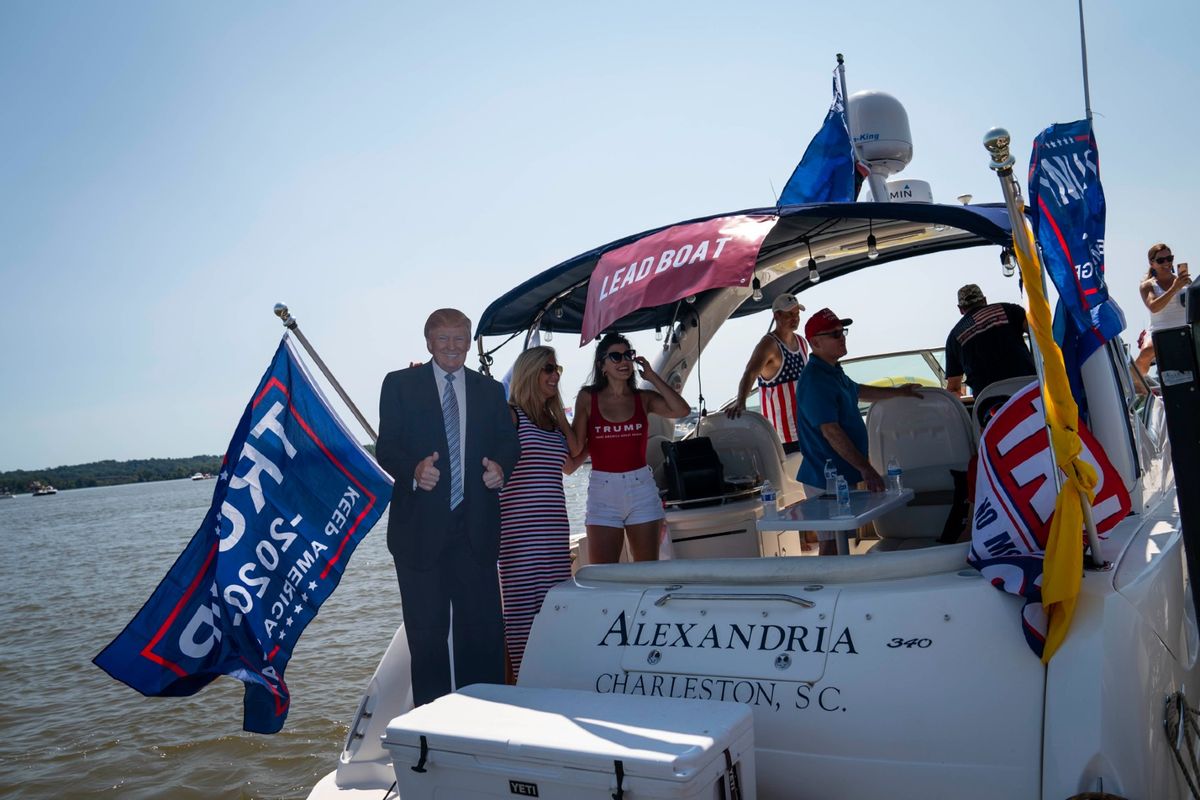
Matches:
[794,308,920,554]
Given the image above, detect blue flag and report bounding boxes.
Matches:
[1028,120,1125,404]
[779,76,856,205]
[94,337,393,733]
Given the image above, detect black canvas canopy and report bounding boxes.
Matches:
[476,201,1013,340]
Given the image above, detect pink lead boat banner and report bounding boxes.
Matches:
[580,214,778,344]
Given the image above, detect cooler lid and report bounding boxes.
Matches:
[382,684,752,781]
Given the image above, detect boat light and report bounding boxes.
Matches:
[804,238,820,283]
[866,219,879,260]
[1001,248,1017,277]
[655,325,663,341]
[751,277,763,302]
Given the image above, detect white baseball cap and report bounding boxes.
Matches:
[771,293,805,313]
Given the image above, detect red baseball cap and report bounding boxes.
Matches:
[804,308,853,339]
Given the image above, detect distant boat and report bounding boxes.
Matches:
[190,472,214,481]
[31,484,57,496]
[0,491,13,500]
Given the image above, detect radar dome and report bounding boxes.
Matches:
[847,90,912,176]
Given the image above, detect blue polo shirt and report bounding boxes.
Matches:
[794,354,869,486]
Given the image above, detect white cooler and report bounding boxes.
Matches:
[382,684,756,799]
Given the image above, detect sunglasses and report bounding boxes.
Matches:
[541,362,563,375]
[603,349,637,363]
[812,329,847,340]
[1156,255,1175,265]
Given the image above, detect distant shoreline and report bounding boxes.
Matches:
[0,455,223,494]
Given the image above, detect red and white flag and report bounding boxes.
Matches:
[968,381,1131,657]
[580,214,777,344]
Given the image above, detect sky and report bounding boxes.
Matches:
[2,0,1197,472]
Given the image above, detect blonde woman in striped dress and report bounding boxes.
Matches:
[499,346,586,680]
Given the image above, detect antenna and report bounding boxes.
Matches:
[1078,0,1094,122]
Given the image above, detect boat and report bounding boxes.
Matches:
[308,94,1198,800]
[31,483,58,496]
[190,472,211,481]
[0,491,13,500]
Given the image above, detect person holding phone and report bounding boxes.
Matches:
[572,332,690,564]
[1135,243,1191,379]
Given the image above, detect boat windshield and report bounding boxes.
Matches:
[840,349,948,413]
[719,348,949,419]
[841,349,946,389]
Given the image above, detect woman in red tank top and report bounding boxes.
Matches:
[572,333,690,564]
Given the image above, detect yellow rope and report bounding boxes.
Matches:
[1011,219,1099,664]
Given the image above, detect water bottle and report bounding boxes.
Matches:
[760,479,777,519]
[886,458,903,495]
[824,459,837,497]
[835,474,851,517]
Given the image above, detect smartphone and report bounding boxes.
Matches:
[1180,262,1190,279]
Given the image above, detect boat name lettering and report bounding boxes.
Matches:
[597,236,733,302]
[596,611,858,654]
[794,684,843,712]
[595,672,779,708]
[593,672,848,714]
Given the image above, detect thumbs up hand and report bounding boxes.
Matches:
[415,452,441,491]
[482,457,505,490]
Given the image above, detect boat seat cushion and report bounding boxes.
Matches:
[867,390,976,542]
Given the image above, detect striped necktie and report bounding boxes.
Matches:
[442,373,463,510]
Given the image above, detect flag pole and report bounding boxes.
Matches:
[273,303,378,443]
[1077,0,1094,123]
[982,130,1105,566]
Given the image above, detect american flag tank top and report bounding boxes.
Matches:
[756,332,808,445]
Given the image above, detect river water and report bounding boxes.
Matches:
[0,474,591,799]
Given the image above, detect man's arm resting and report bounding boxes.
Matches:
[857,384,921,402]
[819,422,883,491]
[944,375,964,396]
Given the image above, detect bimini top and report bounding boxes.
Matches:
[476,201,1013,338]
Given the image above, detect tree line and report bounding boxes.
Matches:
[0,456,223,493]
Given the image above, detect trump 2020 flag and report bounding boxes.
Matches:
[967,381,1129,658]
[779,75,857,206]
[94,337,393,733]
[1028,120,1125,405]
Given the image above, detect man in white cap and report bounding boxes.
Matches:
[726,293,809,454]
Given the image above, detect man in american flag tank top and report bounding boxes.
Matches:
[726,293,809,454]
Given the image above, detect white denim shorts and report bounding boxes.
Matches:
[586,466,665,528]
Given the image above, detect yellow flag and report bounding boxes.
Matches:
[1010,220,1099,663]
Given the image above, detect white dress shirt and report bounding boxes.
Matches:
[430,361,467,488]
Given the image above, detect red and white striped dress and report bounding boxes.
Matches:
[498,407,571,680]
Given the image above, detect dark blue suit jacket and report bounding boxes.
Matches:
[376,362,520,568]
